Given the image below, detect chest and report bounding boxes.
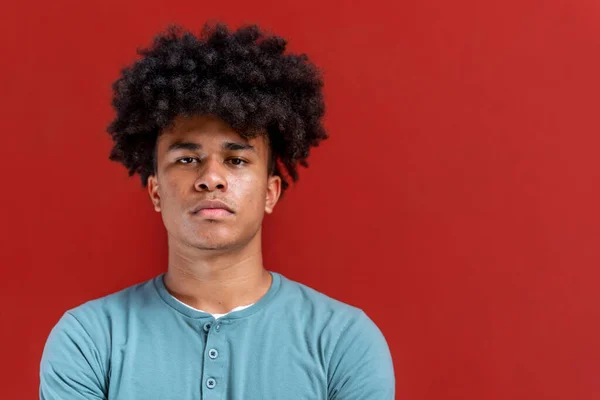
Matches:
[106,317,329,400]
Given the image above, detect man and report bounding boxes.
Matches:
[40,22,395,399]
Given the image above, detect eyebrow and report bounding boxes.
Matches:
[223,141,256,152]
[167,142,201,152]
[166,141,256,153]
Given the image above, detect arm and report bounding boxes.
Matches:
[40,312,107,400]
[327,311,395,400]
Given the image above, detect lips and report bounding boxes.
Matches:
[190,199,234,215]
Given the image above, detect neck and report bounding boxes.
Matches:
[163,228,271,314]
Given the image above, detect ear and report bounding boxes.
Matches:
[147,174,161,212]
[265,175,282,214]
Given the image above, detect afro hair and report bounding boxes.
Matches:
[107,22,328,193]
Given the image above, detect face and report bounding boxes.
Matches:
[147,114,281,251]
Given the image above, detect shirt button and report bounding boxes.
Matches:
[215,324,221,331]
[208,349,219,359]
[203,322,212,332]
[206,378,217,389]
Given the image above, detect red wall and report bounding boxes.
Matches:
[2,0,600,398]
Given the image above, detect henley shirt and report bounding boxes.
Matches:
[40,271,395,399]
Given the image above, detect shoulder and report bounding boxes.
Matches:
[68,276,157,320]
[45,276,159,352]
[40,279,156,399]
[275,272,364,321]
[274,272,387,349]
[273,273,395,398]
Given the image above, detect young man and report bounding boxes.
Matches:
[40,23,395,399]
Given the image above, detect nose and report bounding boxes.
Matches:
[194,157,227,192]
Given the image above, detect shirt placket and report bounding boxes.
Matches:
[201,320,226,399]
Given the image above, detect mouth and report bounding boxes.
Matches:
[192,208,234,218]
[190,200,235,219]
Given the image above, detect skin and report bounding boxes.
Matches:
[147,114,282,314]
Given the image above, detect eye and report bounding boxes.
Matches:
[228,157,248,166]
[177,157,199,164]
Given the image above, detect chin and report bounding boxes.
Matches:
[192,242,234,251]
[187,231,239,251]
[174,224,258,251]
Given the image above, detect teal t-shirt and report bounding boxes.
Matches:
[40,271,395,399]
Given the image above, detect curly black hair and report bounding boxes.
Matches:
[107,22,327,194]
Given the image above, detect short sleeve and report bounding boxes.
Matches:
[39,312,108,400]
[327,310,395,400]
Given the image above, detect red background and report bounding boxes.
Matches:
[2,0,600,398]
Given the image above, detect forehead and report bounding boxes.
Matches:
[157,114,266,150]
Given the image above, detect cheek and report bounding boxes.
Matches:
[159,173,192,210]
[229,175,267,214]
